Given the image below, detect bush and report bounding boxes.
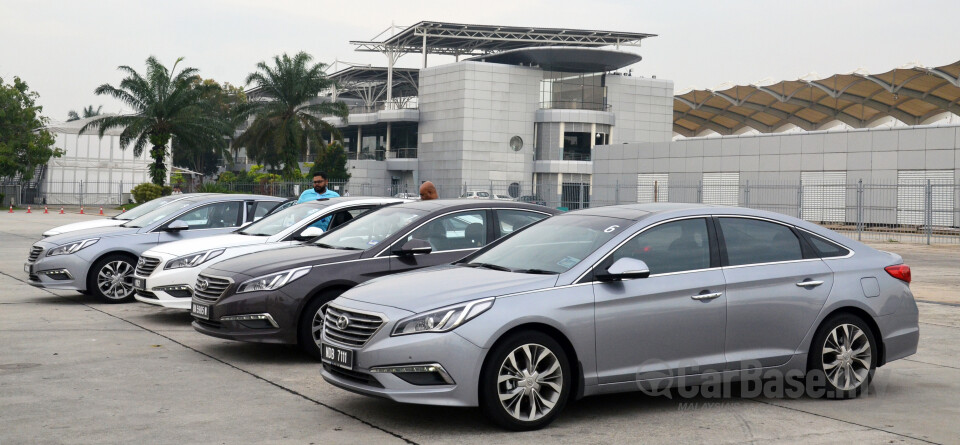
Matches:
[131,183,163,203]
[197,182,229,193]
[162,185,173,196]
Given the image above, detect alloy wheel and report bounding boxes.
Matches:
[97,260,134,301]
[821,323,872,391]
[497,343,564,422]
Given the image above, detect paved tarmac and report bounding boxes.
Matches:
[1,211,958,444]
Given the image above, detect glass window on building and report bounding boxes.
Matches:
[540,72,607,111]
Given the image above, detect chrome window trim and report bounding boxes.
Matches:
[792,227,856,260]
[375,209,492,257]
[720,258,822,270]
[574,215,711,284]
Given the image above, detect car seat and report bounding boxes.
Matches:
[464,223,485,248]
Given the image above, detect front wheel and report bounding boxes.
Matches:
[299,290,345,360]
[808,314,877,399]
[479,331,571,431]
[87,254,137,303]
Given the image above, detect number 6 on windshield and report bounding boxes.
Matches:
[604,225,620,233]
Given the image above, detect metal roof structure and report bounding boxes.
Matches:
[464,47,642,73]
[674,60,960,137]
[351,21,656,58]
[327,66,419,100]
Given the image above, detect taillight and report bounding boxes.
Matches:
[885,265,911,283]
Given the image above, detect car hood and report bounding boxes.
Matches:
[148,233,265,256]
[42,225,143,245]
[340,265,558,313]
[43,218,124,237]
[203,244,361,279]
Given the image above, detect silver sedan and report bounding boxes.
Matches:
[320,203,919,430]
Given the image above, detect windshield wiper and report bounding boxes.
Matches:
[514,268,559,275]
[465,262,513,272]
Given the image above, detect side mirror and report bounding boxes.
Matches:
[297,226,324,240]
[165,220,189,232]
[597,258,650,281]
[395,238,432,256]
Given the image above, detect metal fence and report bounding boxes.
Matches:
[18,177,960,244]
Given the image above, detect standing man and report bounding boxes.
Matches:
[419,181,438,201]
[298,172,341,230]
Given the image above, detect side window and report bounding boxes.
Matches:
[497,210,548,236]
[327,207,373,231]
[611,218,711,275]
[802,232,850,258]
[176,201,242,230]
[252,201,281,221]
[407,211,487,252]
[718,218,803,266]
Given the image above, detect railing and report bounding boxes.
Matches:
[561,151,592,161]
[347,99,419,114]
[539,100,611,111]
[392,148,418,159]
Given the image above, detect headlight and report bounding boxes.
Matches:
[236,266,311,294]
[47,238,99,256]
[392,297,495,336]
[164,249,225,270]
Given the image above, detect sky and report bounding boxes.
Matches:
[2,0,958,122]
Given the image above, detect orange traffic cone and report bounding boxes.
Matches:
[26,206,32,213]
[44,206,49,214]
[79,207,84,214]
[7,206,12,213]
[121,207,126,213]
[59,207,64,214]
[99,207,104,215]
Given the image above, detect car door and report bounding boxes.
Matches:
[592,217,727,383]
[716,216,834,368]
[388,209,490,273]
[157,200,245,244]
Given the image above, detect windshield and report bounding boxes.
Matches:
[314,206,423,250]
[239,203,323,236]
[115,196,180,220]
[122,200,197,228]
[465,215,628,273]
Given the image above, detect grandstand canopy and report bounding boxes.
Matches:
[351,21,656,56]
[328,66,419,99]
[674,60,960,137]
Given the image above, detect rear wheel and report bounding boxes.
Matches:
[87,254,137,303]
[298,290,345,360]
[808,314,877,399]
[480,331,571,431]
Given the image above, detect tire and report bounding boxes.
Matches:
[87,254,137,303]
[808,314,878,399]
[298,289,345,360]
[479,331,572,431]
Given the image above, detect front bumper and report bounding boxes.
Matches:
[134,253,195,310]
[25,242,93,291]
[191,284,298,345]
[319,299,487,407]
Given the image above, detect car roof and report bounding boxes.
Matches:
[394,199,560,213]
[179,193,285,203]
[566,203,722,220]
[297,196,406,208]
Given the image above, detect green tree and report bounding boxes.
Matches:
[234,52,347,177]
[81,57,229,186]
[172,78,247,176]
[0,76,60,180]
[66,105,103,122]
[310,140,351,181]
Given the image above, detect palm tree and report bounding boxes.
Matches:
[66,105,103,122]
[234,52,347,177]
[81,57,228,185]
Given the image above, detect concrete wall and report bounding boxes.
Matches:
[605,75,674,144]
[418,62,540,195]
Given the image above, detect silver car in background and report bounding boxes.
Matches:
[41,194,210,237]
[25,194,285,303]
[321,204,919,430]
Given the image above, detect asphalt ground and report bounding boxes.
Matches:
[1,211,958,444]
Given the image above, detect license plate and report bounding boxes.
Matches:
[24,263,32,274]
[321,343,354,370]
[133,278,145,291]
[191,302,210,320]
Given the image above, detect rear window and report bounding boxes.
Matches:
[802,232,851,258]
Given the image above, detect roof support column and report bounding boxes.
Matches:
[386,46,394,107]
[422,33,428,68]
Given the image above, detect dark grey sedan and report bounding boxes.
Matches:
[191,200,560,358]
[320,203,919,430]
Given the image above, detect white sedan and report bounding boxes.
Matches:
[132,197,405,310]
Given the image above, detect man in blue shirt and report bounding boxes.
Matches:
[298,171,340,230]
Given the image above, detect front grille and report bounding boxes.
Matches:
[28,273,40,282]
[323,306,385,348]
[193,274,231,304]
[28,246,43,263]
[135,256,161,276]
[323,364,384,388]
[136,289,158,300]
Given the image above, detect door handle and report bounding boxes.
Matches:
[796,280,824,288]
[691,292,722,301]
